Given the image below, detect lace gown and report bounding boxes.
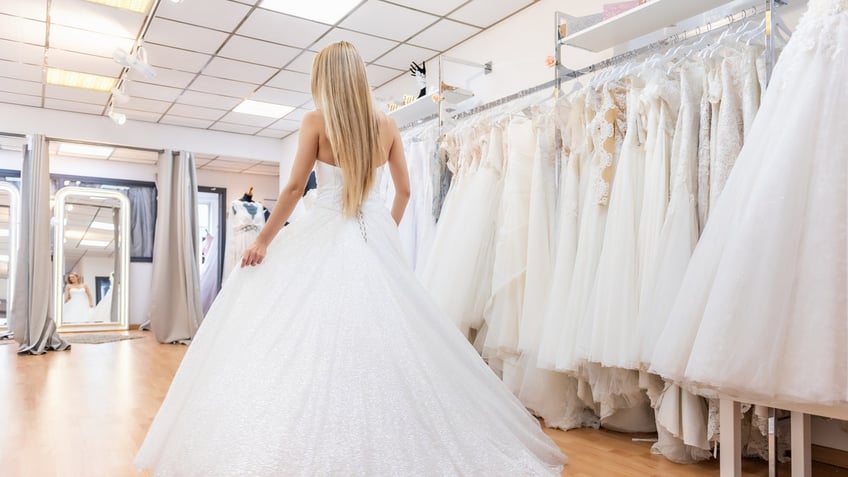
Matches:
[135,161,566,476]
[651,0,848,406]
[223,200,266,281]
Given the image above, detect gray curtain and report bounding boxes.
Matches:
[144,151,202,343]
[11,135,70,354]
[128,186,156,259]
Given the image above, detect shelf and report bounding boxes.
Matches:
[561,0,733,52]
[388,95,438,127]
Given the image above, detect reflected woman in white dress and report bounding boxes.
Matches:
[63,273,93,324]
[135,41,566,476]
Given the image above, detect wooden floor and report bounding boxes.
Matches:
[0,333,844,477]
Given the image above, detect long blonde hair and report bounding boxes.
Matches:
[311,41,382,217]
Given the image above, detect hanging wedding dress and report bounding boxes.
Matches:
[136,161,567,476]
[651,0,848,406]
[223,200,266,281]
[90,285,113,323]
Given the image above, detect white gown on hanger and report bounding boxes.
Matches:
[651,0,848,405]
[135,161,566,476]
[223,200,266,281]
[90,286,113,323]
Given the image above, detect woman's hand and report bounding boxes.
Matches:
[241,241,268,268]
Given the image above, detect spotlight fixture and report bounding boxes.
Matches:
[113,46,156,79]
[107,105,127,126]
[111,83,131,104]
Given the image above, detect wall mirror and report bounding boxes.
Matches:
[0,182,20,332]
[53,187,130,332]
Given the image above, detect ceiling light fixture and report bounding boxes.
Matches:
[107,104,127,126]
[234,99,295,119]
[84,0,154,14]
[113,46,156,79]
[90,222,115,231]
[46,68,117,92]
[259,0,362,25]
[0,230,8,238]
[57,143,115,158]
[111,83,131,104]
[80,239,111,248]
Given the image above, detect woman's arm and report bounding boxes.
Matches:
[385,117,410,225]
[64,285,70,303]
[241,112,320,267]
[84,285,94,307]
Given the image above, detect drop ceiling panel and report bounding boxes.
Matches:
[0,15,47,46]
[365,64,404,87]
[408,19,481,51]
[120,109,163,122]
[44,98,104,114]
[44,84,109,104]
[0,77,42,96]
[46,48,123,77]
[236,9,330,49]
[0,40,45,65]
[49,24,135,58]
[156,0,251,32]
[255,128,288,139]
[188,75,257,98]
[219,111,276,128]
[159,115,215,129]
[0,61,43,82]
[242,164,280,175]
[176,90,241,110]
[145,18,229,54]
[167,103,228,120]
[202,57,277,84]
[374,43,438,70]
[0,91,41,107]
[286,51,316,74]
[122,97,172,113]
[142,44,211,73]
[269,118,300,132]
[340,1,438,41]
[50,0,143,39]
[126,81,182,102]
[0,0,48,21]
[219,36,301,68]
[449,0,532,28]
[265,69,310,92]
[283,108,310,121]
[210,122,262,135]
[387,0,469,16]
[249,87,310,107]
[130,67,196,89]
[310,28,398,63]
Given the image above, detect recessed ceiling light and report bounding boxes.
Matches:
[65,230,86,240]
[84,0,154,14]
[234,100,295,119]
[0,230,8,237]
[90,222,115,231]
[0,255,8,263]
[80,239,111,248]
[47,68,117,92]
[259,0,362,25]
[57,143,115,158]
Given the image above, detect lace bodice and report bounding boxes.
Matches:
[588,82,626,206]
[231,200,265,231]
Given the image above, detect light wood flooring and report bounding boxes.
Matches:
[0,333,844,477]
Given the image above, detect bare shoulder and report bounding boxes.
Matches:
[302,110,323,128]
[378,112,398,131]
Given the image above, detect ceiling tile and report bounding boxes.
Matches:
[0,0,48,21]
[122,97,172,113]
[374,43,437,70]
[202,57,277,84]
[0,91,41,107]
[50,0,143,39]
[265,69,310,92]
[46,48,123,77]
[189,75,257,97]
[365,64,403,87]
[175,89,241,109]
[142,44,211,73]
[44,84,109,104]
[0,40,45,65]
[126,81,182,102]
[269,118,300,131]
[44,98,104,114]
[237,9,330,49]
[386,0,468,16]
[286,51,316,74]
[145,18,229,54]
[156,0,251,32]
[49,24,134,58]
[310,28,397,63]
[408,19,481,51]
[0,15,47,46]
[130,67,196,88]
[340,1,437,41]
[0,60,43,82]
[167,103,228,120]
[283,108,310,121]
[249,86,311,107]
[219,111,277,128]
[0,77,42,96]
[210,122,262,135]
[159,115,214,128]
[255,128,288,139]
[448,0,533,28]
[120,109,163,122]
[219,35,301,68]
[242,164,280,175]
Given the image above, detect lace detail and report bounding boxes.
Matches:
[776,1,847,91]
[589,83,625,206]
[807,0,848,16]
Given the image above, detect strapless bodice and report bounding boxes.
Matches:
[313,161,385,212]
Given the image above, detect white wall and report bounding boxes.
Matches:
[195,169,279,211]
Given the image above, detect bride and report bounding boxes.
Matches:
[135,41,566,476]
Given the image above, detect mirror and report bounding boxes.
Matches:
[53,187,129,331]
[0,182,20,332]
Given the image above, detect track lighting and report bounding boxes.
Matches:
[113,45,156,79]
[111,83,131,104]
[107,105,127,126]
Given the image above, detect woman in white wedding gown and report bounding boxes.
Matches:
[135,42,566,477]
[63,273,93,324]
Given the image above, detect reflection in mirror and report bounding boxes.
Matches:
[0,182,20,332]
[54,187,130,332]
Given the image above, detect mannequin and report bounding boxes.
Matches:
[409,61,427,99]
[223,187,267,280]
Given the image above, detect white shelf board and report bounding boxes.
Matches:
[561,0,733,52]
[388,96,438,127]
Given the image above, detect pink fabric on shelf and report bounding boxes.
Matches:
[602,1,645,20]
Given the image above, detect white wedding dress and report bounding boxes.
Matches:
[651,0,848,405]
[135,161,566,476]
[223,200,266,281]
[63,287,92,323]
